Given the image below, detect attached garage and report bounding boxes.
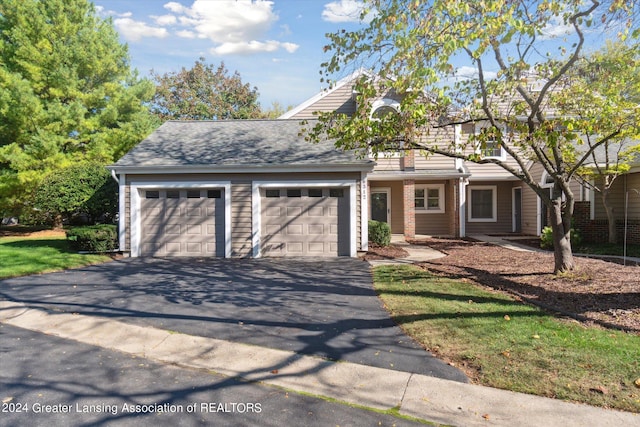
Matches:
[259,187,350,257]
[140,189,224,257]
[109,120,373,258]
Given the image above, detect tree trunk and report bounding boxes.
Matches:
[601,189,618,244]
[549,197,575,274]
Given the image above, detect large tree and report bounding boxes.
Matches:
[0,0,158,217]
[150,58,262,121]
[308,0,640,273]
[570,42,640,244]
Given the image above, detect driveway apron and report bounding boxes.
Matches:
[0,257,466,382]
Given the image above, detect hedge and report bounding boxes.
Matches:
[66,225,118,252]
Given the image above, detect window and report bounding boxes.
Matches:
[415,184,444,213]
[308,188,323,198]
[481,136,503,158]
[475,125,505,159]
[369,98,404,158]
[145,190,159,199]
[468,186,497,222]
[287,189,302,198]
[265,189,280,198]
[187,190,201,198]
[166,190,180,199]
[207,190,221,199]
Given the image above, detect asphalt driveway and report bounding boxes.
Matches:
[0,257,466,382]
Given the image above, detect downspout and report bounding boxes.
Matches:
[110,169,119,184]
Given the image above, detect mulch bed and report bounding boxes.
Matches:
[362,243,409,260]
[406,237,640,334]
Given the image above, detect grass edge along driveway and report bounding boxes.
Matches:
[0,236,112,279]
[373,265,640,413]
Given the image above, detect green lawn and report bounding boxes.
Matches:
[575,242,640,258]
[374,265,640,413]
[0,236,112,279]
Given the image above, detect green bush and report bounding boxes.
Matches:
[66,225,118,252]
[369,220,391,246]
[35,163,117,226]
[540,225,583,249]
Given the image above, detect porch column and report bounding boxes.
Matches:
[403,179,416,239]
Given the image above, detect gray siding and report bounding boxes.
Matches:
[465,182,513,234]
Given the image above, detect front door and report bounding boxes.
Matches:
[371,189,390,224]
[513,187,522,233]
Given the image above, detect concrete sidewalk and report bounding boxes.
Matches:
[1,300,636,426]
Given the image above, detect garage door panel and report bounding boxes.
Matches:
[308,242,324,252]
[287,224,303,235]
[287,242,303,253]
[286,206,302,217]
[265,206,281,217]
[165,224,181,235]
[308,207,325,216]
[308,224,324,235]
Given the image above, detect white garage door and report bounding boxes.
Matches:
[141,189,224,257]
[260,187,349,257]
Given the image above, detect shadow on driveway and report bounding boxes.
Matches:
[0,257,467,382]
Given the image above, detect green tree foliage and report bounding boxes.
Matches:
[34,163,117,227]
[150,58,262,121]
[308,0,640,273]
[0,0,158,217]
[569,42,640,243]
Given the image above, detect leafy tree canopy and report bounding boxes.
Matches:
[309,0,640,272]
[150,58,262,121]
[0,0,158,217]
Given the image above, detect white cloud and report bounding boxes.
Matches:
[164,2,188,14]
[163,0,297,55]
[153,14,177,26]
[176,30,197,39]
[454,66,498,81]
[211,40,299,55]
[114,18,169,42]
[540,15,575,40]
[322,0,376,23]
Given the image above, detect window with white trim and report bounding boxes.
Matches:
[475,124,505,160]
[369,98,404,158]
[468,186,497,222]
[415,184,444,213]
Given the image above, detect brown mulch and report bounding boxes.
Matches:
[407,237,640,334]
[0,228,66,238]
[362,243,409,260]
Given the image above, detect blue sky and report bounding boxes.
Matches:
[93,0,374,109]
[92,1,619,111]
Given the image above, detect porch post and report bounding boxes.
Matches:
[403,179,416,239]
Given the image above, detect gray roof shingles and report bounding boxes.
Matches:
[112,119,372,169]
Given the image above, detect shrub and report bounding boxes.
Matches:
[66,225,118,252]
[35,163,117,226]
[540,225,583,249]
[369,220,391,246]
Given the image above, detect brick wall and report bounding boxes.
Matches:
[573,201,640,244]
[403,179,415,239]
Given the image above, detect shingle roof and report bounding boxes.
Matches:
[112,119,373,169]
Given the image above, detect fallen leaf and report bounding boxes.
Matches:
[532,334,540,339]
[482,414,490,420]
[2,397,13,403]
[270,369,279,374]
[634,378,640,388]
[504,315,511,321]
[501,350,510,358]
[589,386,608,395]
